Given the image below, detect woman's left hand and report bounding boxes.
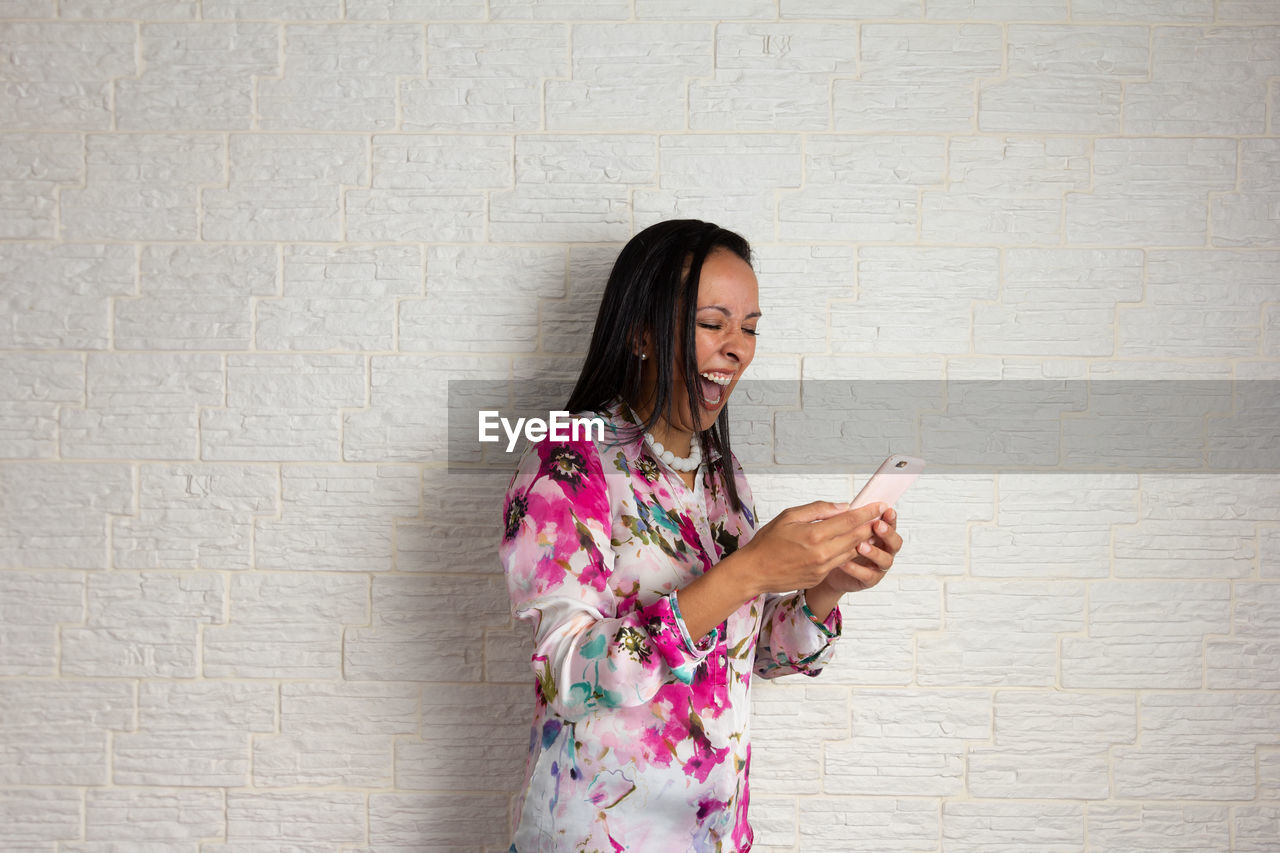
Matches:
[814,506,903,595]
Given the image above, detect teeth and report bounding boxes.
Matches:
[700,371,733,386]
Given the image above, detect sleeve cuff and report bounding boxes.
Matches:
[639,591,718,684]
[799,589,843,640]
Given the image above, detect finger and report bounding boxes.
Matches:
[788,500,853,525]
[839,559,889,588]
[855,538,894,572]
[813,502,885,539]
[872,519,903,554]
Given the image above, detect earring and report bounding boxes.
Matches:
[639,353,647,360]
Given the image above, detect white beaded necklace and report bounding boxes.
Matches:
[628,407,703,472]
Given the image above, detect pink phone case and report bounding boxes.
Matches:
[851,455,925,511]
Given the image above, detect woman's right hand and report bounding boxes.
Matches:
[734,500,887,597]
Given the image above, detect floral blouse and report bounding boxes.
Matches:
[498,399,841,852]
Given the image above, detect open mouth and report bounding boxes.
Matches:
[699,371,734,407]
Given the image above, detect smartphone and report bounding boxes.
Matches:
[851,455,925,511]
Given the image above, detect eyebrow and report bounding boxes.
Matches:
[698,304,763,319]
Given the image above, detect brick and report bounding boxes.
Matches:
[0,571,83,675]
[1234,807,1280,853]
[0,353,83,459]
[820,577,939,687]
[917,630,1059,686]
[968,744,1112,798]
[201,355,364,461]
[1070,0,1212,21]
[0,462,132,569]
[1124,26,1280,135]
[1086,804,1229,852]
[282,682,419,733]
[202,574,366,677]
[1090,581,1231,637]
[1216,0,1280,20]
[782,0,922,17]
[61,571,224,677]
[202,134,367,242]
[0,133,82,238]
[488,0,627,18]
[748,245,855,354]
[839,246,995,355]
[1007,24,1149,77]
[1114,519,1257,578]
[796,798,938,852]
[1062,636,1206,688]
[137,680,275,732]
[921,192,1063,245]
[61,0,197,16]
[833,79,976,132]
[343,355,508,463]
[1213,139,1280,247]
[371,133,510,190]
[224,792,365,844]
[822,689,990,796]
[634,190,778,246]
[255,733,394,788]
[1070,134,1239,244]
[402,23,566,131]
[1119,251,1278,357]
[860,24,1002,81]
[637,0,776,16]
[926,0,1067,19]
[1206,582,1280,688]
[690,23,858,131]
[545,23,712,131]
[368,793,510,850]
[116,244,278,351]
[779,135,945,242]
[204,0,340,18]
[977,248,1140,356]
[344,574,509,681]
[399,245,564,353]
[969,474,1138,578]
[397,468,507,573]
[994,690,1135,745]
[0,791,82,846]
[0,680,132,785]
[282,243,422,297]
[1113,694,1270,797]
[981,76,1123,134]
[397,683,527,790]
[484,623,534,683]
[345,188,487,242]
[0,243,134,350]
[61,353,223,460]
[254,465,417,570]
[753,683,850,794]
[62,134,224,240]
[750,795,797,848]
[346,0,486,17]
[1260,748,1280,799]
[490,134,656,242]
[259,24,422,131]
[85,788,223,843]
[1265,526,1280,579]
[117,23,278,130]
[256,296,395,352]
[0,22,135,81]
[942,802,1083,852]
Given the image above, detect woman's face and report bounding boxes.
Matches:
[654,248,761,435]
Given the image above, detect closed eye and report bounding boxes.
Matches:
[699,322,760,336]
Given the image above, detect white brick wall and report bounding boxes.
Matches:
[0,2,1277,851]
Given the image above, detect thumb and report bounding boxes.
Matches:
[786,500,852,524]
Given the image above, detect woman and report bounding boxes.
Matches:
[499,220,902,851]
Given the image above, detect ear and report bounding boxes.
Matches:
[630,329,654,359]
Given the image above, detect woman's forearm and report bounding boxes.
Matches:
[801,580,842,624]
[676,549,763,641]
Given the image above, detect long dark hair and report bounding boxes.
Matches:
[565,219,753,513]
